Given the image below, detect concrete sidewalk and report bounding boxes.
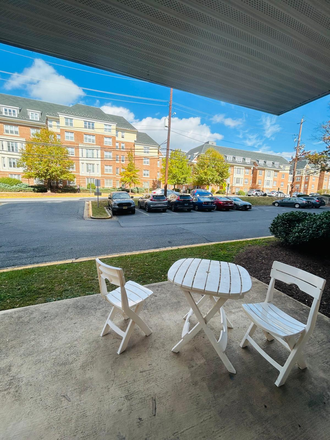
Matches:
[1,279,329,440]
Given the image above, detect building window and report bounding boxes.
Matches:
[258,179,262,185]
[273,181,277,186]
[116,131,120,138]
[48,121,53,128]
[116,167,119,175]
[2,107,18,117]
[30,128,40,137]
[157,160,160,167]
[84,121,95,130]
[245,169,249,174]
[65,132,74,141]
[245,158,251,164]
[234,167,243,175]
[104,124,112,133]
[4,125,19,135]
[274,172,278,177]
[311,184,314,189]
[236,156,242,163]
[259,170,262,176]
[235,178,243,185]
[143,170,149,177]
[157,172,160,179]
[121,143,125,150]
[67,147,75,156]
[116,155,119,162]
[266,171,271,177]
[105,179,113,187]
[296,177,301,181]
[7,142,19,152]
[9,174,21,180]
[280,182,284,187]
[9,158,18,168]
[65,118,73,127]
[84,134,95,144]
[121,132,125,139]
[282,174,285,179]
[144,146,150,154]
[244,178,248,184]
[69,163,75,171]
[104,137,112,146]
[116,142,119,149]
[56,134,61,141]
[227,155,232,161]
[104,151,112,159]
[305,184,308,188]
[86,149,94,158]
[313,177,315,182]
[105,165,113,174]
[305,176,309,181]
[86,163,95,173]
[121,155,125,163]
[143,158,150,165]
[29,111,40,121]
[143,181,149,189]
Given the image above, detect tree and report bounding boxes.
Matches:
[18,129,74,191]
[120,150,140,192]
[307,118,330,171]
[193,148,229,189]
[161,149,192,187]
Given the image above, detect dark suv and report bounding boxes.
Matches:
[108,192,135,215]
[167,193,193,211]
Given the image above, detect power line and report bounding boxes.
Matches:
[0,70,168,102]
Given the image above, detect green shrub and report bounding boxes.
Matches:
[0,183,33,192]
[87,183,96,190]
[270,211,330,246]
[31,185,48,193]
[0,177,23,186]
[216,189,226,194]
[237,190,246,196]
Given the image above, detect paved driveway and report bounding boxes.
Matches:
[0,199,327,269]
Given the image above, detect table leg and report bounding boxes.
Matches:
[209,296,234,329]
[172,291,236,374]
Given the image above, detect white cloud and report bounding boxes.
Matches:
[4,59,85,105]
[255,145,293,161]
[261,115,281,139]
[212,113,243,128]
[101,104,136,123]
[101,103,224,151]
[134,116,224,151]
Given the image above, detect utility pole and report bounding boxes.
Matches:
[290,117,304,196]
[164,88,173,197]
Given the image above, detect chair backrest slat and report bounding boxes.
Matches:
[96,258,129,310]
[271,261,325,300]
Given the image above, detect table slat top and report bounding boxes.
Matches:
[168,258,252,298]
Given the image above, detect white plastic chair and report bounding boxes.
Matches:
[96,258,153,354]
[240,261,326,386]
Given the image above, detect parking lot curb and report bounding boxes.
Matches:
[0,236,274,273]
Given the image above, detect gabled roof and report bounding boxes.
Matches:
[0,93,136,130]
[135,132,159,147]
[187,142,289,166]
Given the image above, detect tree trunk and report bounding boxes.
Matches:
[47,179,52,193]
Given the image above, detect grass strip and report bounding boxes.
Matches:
[91,200,110,218]
[239,196,275,206]
[0,238,274,311]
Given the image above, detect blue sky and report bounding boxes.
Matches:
[0,42,329,159]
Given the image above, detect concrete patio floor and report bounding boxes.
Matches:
[1,279,329,440]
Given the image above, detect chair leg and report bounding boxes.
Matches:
[275,346,304,387]
[240,323,257,348]
[117,303,151,354]
[117,318,136,354]
[100,307,116,337]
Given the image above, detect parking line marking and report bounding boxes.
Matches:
[137,209,149,216]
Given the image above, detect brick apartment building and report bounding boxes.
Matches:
[187,142,292,194]
[292,160,330,194]
[0,93,161,189]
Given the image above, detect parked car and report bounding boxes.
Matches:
[108,191,135,215]
[190,189,213,197]
[192,195,216,211]
[228,197,252,210]
[213,196,234,211]
[151,188,179,197]
[167,193,193,211]
[272,197,311,208]
[267,191,286,197]
[309,193,321,197]
[247,189,266,196]
[138,194,168,212]
[297,196,324,208]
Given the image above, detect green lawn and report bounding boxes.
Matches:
[238,196,275,205]
[91,200,110,218]
[0,238,274,311]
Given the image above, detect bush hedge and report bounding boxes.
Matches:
[270,211,330,246]
[0,177,22,186]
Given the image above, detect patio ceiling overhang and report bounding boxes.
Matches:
[0,0,329,115]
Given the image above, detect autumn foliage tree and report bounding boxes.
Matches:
[193,148,229,190]
[161,149,192,187]
[307,118,330,172]
[120,150,140,192]
[18,129,74,191]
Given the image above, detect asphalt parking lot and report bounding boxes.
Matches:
[0,199,328,269]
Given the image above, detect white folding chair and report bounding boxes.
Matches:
[96,258,153,354]
[240,261,326,387]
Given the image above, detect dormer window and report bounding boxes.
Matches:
[2,107,18,117]
[227,155,232,161]
[275,161,279,168]
[266,161,272,167]
[236,156,242,162]
[84,121,95,130]
[29,111,40,121]
[245,157,251,164]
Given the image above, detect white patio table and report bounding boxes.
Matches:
[168,258,252,374]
